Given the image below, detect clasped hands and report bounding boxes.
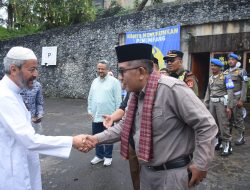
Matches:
[73,135,99,152]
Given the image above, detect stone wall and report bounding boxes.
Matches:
[0,0,250,99]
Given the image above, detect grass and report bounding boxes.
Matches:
[0,26,42,40]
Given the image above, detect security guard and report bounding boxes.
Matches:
[224,53,248,145]
[163,50,199,96]
[204,59,234,156]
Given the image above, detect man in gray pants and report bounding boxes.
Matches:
[204,58,234,156]
[224,53,248,145]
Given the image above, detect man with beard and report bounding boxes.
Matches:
[224,53,248,145]
[87,59,121,166]
[83,43,218,189]
[0,46,93,190]
[163,50,199,96]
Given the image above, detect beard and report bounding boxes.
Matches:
[98,72,107,78]
[18,72,34,89]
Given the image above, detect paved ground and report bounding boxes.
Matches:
[41,98,250,190]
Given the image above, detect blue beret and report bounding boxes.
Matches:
[228,53,240,61]
[210,58,224,67]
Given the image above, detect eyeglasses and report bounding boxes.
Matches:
[118,66,142,76]
[28,67,38,74]
[164,58,181,63]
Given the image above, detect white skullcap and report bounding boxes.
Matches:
[6,46,37,60]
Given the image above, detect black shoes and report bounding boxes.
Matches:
[220,142,232,157]
[215,138,222,151]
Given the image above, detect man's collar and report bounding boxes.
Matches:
[212,74,219,78]
[136,85,146,100]
[98,74,109,80]
[175,67,185,76]
[229,66,237,72]
[169,67,184,76]
[3,75,22,94]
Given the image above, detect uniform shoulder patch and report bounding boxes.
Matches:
[186,80,194,88]
[219,73,224,80]
[234,69,240,75]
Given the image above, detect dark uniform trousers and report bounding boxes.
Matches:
[129,145,140,190]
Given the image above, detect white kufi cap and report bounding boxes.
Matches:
[6,46,37,60]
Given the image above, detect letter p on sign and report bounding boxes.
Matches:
[42,46,57,66]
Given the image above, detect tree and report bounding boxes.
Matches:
[2,0,96,30]
[136,0,162,11]
[32,0,96,29]
[0,0,14,28]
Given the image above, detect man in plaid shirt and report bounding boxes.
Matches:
[21,79,44,134]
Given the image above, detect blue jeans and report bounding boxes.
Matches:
[92,122,113,159]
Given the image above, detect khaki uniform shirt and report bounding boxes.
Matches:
[96,75,217,171]
[204,73,234,108]
[169,68,199,96]
[224,67,248,102]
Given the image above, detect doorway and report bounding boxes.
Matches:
[191,53,210,98]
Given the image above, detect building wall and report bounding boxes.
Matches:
[181,20,250,69]
[0,0,249,98]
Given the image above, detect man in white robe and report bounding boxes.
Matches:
[0,47,92,190]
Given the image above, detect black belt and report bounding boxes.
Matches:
[147,155,192,171]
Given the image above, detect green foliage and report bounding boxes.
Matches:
[133,0,140,9]
[96,1,131,19]
[0,26,41,40]
[4,0,96,30]
[0,0,161,40]
[32,0,96,29]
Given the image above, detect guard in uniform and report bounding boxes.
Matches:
[204,59,234,156]
[163,50,199,96]
[224,53,248,145]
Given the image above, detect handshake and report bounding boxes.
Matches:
[72,135,99,153]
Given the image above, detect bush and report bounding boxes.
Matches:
[0,26,42,40]
[96,1,131,19]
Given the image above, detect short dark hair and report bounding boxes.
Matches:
[97,60,109,69]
